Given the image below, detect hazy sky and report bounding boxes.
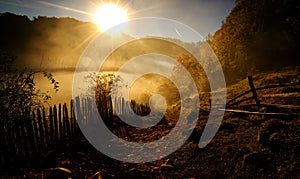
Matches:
[0,0,235,36]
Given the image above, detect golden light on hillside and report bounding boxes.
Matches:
[92,3,128,31]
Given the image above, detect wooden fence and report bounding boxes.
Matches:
[0,96,150,166]
[223,76,300,117]
[0,101,78,166]
[75,96,151,137]
[2,75,298,166]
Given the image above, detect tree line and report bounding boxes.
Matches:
[209,0,300,84]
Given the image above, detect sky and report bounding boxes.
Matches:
[0,0,236,105]
[0,0,235,37]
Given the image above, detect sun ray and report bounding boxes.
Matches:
[71,29,99,53]
[34,0,93,15]
[63,32,99,65]
[0,0,42,11]
[125,4,158,18]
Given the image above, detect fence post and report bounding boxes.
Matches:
[53,105,59,144]
[49,107,54,146]
[6,120,15,162]
[37,109,45,151]
[64,103,70,139]
[25,108,36,156]
[58,104,64,140]
[32,110,41,153]
[75,97,82,129]
[20,117,30,160]
[42,108,49,149]
[248,76,261,110]
[14,118,22,159]
[0,121,9,165]
[71,99,77,133]
[69,100,73,134]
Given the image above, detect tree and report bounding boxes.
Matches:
[84,72,125,118]
[157,53,210,108]
[0,51,58,123]
[211,0,300,84]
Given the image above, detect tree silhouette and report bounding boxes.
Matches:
[0,51,58,123]
[211,0,300,84]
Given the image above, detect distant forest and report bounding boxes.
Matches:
[0,0,300,84]
[0,12,98,70]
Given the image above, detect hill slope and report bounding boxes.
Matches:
[3,68,299,178]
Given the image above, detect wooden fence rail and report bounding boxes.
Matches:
[224,76,300,116]
[227,80,300,108]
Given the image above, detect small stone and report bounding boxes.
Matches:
[88,171,102,179]
[234,146,251,160]
[164,159,174,166]
[128,168,142,177]
[220,122,235,133]
[48,167,72,179]
[210,169,226,179]
[160,164,175,171]
[269,132,282,152]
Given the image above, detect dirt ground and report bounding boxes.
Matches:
[1,69,300,178]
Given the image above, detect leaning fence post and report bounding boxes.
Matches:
[248,76,261,110]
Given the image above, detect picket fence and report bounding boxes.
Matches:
[0,96,150,166]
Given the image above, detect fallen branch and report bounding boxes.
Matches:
[237,103,300,110]
[219,108,300,116]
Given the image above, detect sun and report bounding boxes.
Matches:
[93,3,128,31]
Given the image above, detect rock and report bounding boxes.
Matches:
[270,121,288,130]
[219,122,235,133]
[210,169,226,179]
[164,159,174,166]
[127,168,142,178]
[88,171,102,179]
[160,164,175,171]
[258,120,289,148]
[58,159,71,166]
[187,125,203,142]
[234,146,251,160]
[243,151,274,170]
[152,166,160,172]
[258,129,269,147]
[269,132,282,152]
[226,146,234,155]
[243,152,261,168]
[48,167,72,179]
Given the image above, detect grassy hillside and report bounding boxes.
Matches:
[3,68,299,178]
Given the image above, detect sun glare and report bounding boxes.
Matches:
[93,3,128,32]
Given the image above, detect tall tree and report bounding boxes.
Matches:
[211,0,300,84]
